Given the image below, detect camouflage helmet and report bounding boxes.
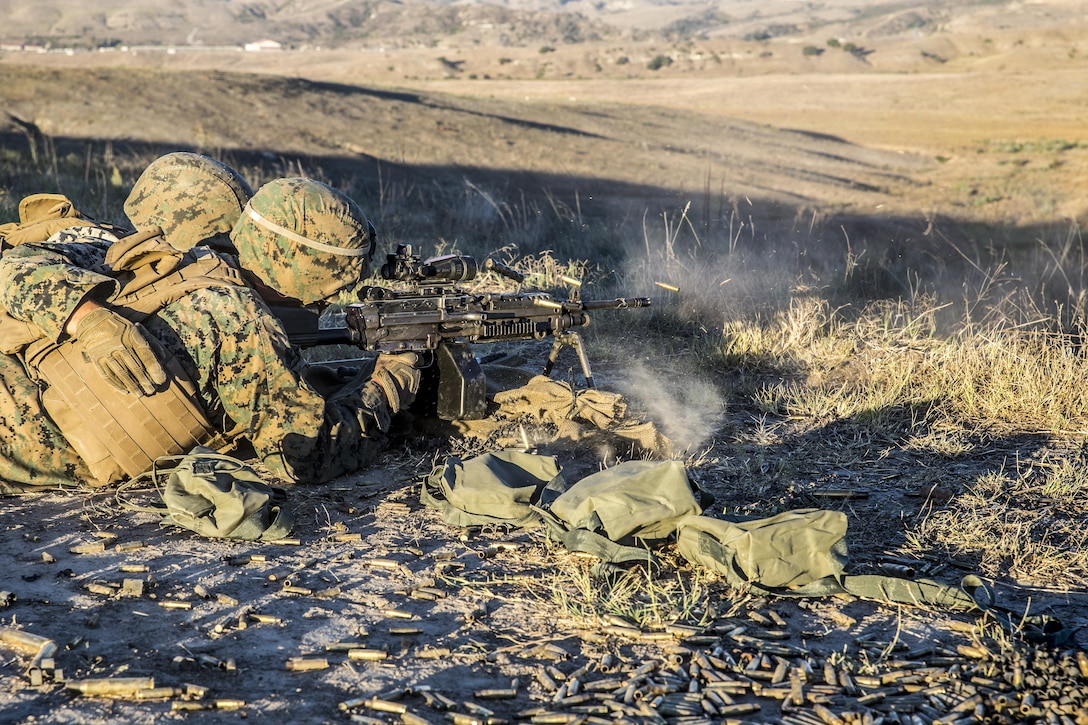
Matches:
[124,152,253,251]
[230,178,374,305]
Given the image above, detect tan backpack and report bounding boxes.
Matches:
[0,193,111,249]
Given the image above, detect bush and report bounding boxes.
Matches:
[647,55,673,71]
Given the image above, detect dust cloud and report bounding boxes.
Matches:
[617,360,724,454]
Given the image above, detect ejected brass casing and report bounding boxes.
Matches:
[286,657,329,671]
[67,677,156,697]
[135,687,182,700]
[348,648,389,661]
[0,627,58,675]
[363,697,406,714]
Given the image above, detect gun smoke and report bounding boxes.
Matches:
[617,360,724,454]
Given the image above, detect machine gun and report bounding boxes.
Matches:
[281,244,651,420]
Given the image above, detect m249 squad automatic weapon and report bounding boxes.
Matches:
[280,244,651,421]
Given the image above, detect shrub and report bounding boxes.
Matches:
[647,55,673,71]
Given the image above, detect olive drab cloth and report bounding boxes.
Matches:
[418,451,1071,641]
[538,459,707,568]
[547,459,702,542]
[421,450,566,528]
[489,375,672,455]
[153,449,293,541]
[675,509,849,590]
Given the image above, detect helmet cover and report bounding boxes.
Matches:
[230,177,373,305]
[124,152,253,251]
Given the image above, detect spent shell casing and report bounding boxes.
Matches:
[120,564,150,573]
[463,702,494,718]
[957,645,989,660]
[215,699,246,710]
[812,704,845,725]
[159,600,192,610]
[340,696,370,711]
[428,691,458,710]
[536,669,559,691]
[474,688,517,700]
[286,657,329,671]
[809,489,869,500]
[349,648,389,661]
[327,641,370,652]
[250,613,282,624]
[184,683,208,698]
[70,541,107,554]
[282,585,313,595]
[365,697,407,714]
[381,608,414,619]
[414,648,451,660]
[116,541,144,552]
[0,627,56,655]
[878,563,916,578]
[655,282,681,293]
[172,701,212,712]
[136,687,182,700]
[86,583,116,597]
[67,677,156,697]
[401,711,433,725]
[121,579,145,597]
[390,627,423,635]
[364,558,402,570]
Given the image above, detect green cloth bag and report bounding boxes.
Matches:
[540,459,706,568]
[674,509,1073,645]
[421,450,565,528]
[676,509,849,590]
[549,460,701,542]
[121,448,293,541]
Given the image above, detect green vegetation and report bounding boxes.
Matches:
[647,54,673,70]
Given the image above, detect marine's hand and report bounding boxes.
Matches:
[370,352,423,415]
[76,307,169,396]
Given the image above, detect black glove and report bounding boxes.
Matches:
[76,307,168,396]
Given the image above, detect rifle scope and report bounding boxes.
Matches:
[380,244,525,284]
[381,244,477,283]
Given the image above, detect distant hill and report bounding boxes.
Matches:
[1,0,1079,50]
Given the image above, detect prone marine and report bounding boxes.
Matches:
[0,152,421,492]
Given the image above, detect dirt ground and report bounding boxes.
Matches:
[3,373,1087,725]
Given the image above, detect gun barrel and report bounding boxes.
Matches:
[582,297,652,310]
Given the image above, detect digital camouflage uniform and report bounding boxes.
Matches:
[0,166,417,489]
